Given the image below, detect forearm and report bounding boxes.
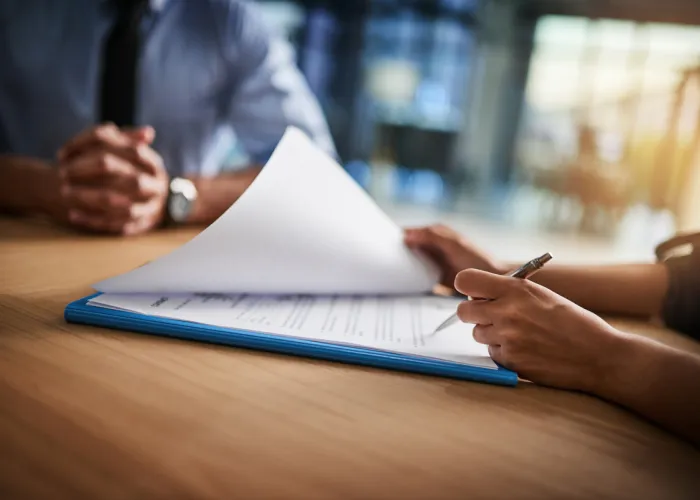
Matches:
[594,332,700,446]
[186,166,261,225]
[0,155,62,216]
[523,264,669,317]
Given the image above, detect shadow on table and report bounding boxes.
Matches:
[0,216,83,242]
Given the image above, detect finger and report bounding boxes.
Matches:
[129,198,162,220]
[404,225,463,257]
[68,196,160,231]
[457,300,497,325]
[122,215,154,236]
[123,126,155,143]
[65,170,163,202]
[130,141,164,175]
[92,141,162,176]
[109,171,165,200]
[68,210,129,234]
[63,186,133,217]
[58,123,123,160]
[112,199,164,236]
[58,124,155,163]
[454,268,512,300]
[411,246,452,287]
[61,141,163,177]
[472,324,501,345]
[60,150,137,183]
[488,345,505,366]
[60,149,165,199]
[405,226,465,287]
[403,227,423,245]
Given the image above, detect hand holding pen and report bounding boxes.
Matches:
[433,252,553,333]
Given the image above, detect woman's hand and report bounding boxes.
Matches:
[455,268,624,392]
[404,225,505,290]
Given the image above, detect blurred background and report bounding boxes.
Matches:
[240,0,700,263]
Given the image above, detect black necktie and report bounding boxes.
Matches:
[99,0,149,127]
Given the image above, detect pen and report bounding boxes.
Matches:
[432,252,553,334]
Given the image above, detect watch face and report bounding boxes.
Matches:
[168,178,198,223]
[169,192,191,222]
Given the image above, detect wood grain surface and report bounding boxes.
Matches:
[1,216,699,499]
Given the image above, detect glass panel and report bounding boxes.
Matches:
[526,53,583,112]
[534,16,589,51]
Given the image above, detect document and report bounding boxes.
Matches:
[94,127,438,295]
[84,127,496,371]
[89,292,496,369]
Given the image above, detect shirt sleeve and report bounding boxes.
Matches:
[660,235,700,339]
[216,1,337,165]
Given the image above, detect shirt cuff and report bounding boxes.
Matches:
[250,147,276,166]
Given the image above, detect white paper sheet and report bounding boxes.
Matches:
[94,127,439,295]
[88,293,496,369]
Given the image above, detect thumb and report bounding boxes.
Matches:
[454,269,511,300]
[123,126,155,144]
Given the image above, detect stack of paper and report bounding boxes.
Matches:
[85,128,498,372]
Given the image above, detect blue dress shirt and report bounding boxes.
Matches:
[0,0,336,176]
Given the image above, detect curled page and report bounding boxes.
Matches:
[95,127,439,295]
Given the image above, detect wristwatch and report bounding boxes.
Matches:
[655,233,699,262]
[166,177,198,224]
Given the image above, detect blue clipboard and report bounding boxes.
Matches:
[64,293,518,387]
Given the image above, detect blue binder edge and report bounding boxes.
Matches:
[64,293,518,387]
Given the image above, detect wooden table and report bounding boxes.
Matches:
[1,216,699,499]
